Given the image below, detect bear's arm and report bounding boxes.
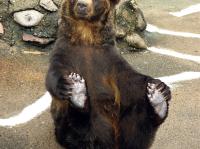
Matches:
[46,52,88,110]
[108,50,171,126]
[46,37,80,101]
[46,54,73,99]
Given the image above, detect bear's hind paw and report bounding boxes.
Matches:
[147,80,171,119]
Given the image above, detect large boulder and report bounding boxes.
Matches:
[115,0,147,51]
[14,10,44,27]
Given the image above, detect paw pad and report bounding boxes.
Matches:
[67,73,87,108]
[147,80,171,118]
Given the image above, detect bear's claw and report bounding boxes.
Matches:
[147,80,171,119]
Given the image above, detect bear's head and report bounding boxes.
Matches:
[62,0,119,21]
[60,0,120,45]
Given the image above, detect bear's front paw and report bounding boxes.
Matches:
[147,79,171,119]
[56,73,87,109]
[68,73,87,108]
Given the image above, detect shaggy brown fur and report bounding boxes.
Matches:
[59,0,117,45]
[46,0,171,149]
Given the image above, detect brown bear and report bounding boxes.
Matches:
[45,0,171,149]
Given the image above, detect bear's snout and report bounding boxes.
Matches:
[74,0,93,18]
[76,2,88,15]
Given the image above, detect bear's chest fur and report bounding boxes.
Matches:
[62,45,121,106]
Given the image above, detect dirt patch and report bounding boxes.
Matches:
[0,53,49,117]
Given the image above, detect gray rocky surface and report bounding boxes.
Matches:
[0,0,145,51]
[40,0,58,12]
[115,0,147,50]
[0,0,60,47]
[0,0,9,21]
[9,0,40,12]
[53,0,62,6]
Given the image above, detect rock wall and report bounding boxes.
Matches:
[0,0,60,48]
[0,0,147,51]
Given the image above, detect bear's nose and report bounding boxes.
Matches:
[77,3,88,13]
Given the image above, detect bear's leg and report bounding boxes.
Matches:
[51,73,89,148]
[147,79,171,119]
[51,97,69,146]
[119,77,171,149]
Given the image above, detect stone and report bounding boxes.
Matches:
[115,0,147,32]
[22,33,55,45]
[125,33,147,49]
[129,0,137,8]
[115,0,147,50]
[135,8,146,31]
[14,10,44,27]
[53,0,62,7]
[0,0,9,21]
[0,22,4,34]
[33,13,58,38]
[40,0,58,12]
[9,0,39,12]
[115,0,137,33]
[115,26,126,38]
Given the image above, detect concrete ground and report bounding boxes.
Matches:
[0,0,200,149]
